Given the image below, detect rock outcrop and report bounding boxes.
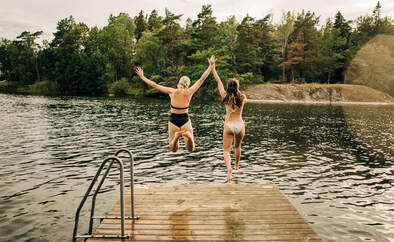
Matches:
[245,84,393,103]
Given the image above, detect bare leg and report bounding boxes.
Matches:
[168,122,181,152]
[182,131,195,152]
[223,151,232,182]
[180,120,195,152]
[234,127,245,170]
[170,131,182,152]
[223,125,234,182]
[234,147,240,170]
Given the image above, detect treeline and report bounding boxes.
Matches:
[0,2,393,97]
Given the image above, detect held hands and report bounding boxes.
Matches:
[135,67,144,77]
[208,55,216,69]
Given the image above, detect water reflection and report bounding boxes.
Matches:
[0,94,392,242]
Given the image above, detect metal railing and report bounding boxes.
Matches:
[72,149,139,241]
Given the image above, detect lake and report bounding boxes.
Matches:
[0,93,393,241]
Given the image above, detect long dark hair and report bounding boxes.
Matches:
[222,78,243,109]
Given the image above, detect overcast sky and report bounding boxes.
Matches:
[1,0,393,41]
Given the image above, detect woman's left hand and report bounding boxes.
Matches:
[208,55,216,67]
[135,67,144,77]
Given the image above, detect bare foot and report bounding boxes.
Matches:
[227,168,232,182]
[174,131,183,140]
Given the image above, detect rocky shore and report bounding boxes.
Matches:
[244,84,394,104]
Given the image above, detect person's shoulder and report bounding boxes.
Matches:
[175,88,192,96]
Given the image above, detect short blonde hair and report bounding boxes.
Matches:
[177,76,190,89]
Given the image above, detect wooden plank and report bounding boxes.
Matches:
[100,219,311,227]
[97,224,315,231]
[94,228,319,237]
[87,184,322,241]
[89,234,322,241]
[104,211,300,216]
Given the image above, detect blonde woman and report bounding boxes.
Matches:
[210,56,247,182]
[136,56,214,152]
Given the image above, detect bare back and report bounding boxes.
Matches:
[169,89,193,114]
[224,94,246,122]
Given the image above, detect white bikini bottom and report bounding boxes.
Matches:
[225,121,244,135]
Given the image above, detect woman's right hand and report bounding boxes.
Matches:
[208,55,216,67]
[135,67,144,77]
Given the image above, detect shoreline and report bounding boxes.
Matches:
[245,83,394,104]
[247,99,394,105]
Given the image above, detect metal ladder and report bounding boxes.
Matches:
[72,149,139,241]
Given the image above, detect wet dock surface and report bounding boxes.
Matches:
[88,184,322,241]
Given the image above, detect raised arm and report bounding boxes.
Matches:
[135,67,174,94]
[188,57,214,94]
[210,56,226,100]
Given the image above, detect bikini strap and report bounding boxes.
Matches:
[171,104,189,110]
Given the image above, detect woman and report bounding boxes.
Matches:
[210,56,247,182]
[135,56,214,152]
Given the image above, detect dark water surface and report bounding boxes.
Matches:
[0,93,393,242]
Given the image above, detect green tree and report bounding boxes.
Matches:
[134,10,147,41]
[50,16,89,94]
[0,39,12,81]
[109,12,136,36]
[217,16,239,75]
[289,10,321,82]
[353,1,393,49]
[18,31,43,82]
[334,11,352,40]
[147,10,163,31]
[277,11,295,82]
[235,15,258,79]
[191,4,218,50]
[134,31,166,93]
[320,20,347,83]
[333,12,353,82]
[278,43,305,82]
[156,9,186,83]
[99,20,134,81]
[3,31,43,86]
[235,14,275,82]
[255,15,277,81]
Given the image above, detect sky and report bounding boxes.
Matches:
[1,0,393,41]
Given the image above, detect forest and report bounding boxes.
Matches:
[0,2,393,97]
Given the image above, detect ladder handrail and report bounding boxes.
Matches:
[72,156,125,242]
[115,148,137,219]
[87,159,115,235]
[87,149,138,235]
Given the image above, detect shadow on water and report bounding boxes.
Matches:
[0,94,392,242]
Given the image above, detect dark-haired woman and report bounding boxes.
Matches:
[210,56,247,182]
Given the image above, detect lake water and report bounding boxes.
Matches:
[0,93,393,242]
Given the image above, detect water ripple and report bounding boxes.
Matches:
[0,94,393,242]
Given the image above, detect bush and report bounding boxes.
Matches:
[108,78,130,96]
[30,80,59,95]
[237,72,255,85]
[0,81,18,93]
[294,78,306,84]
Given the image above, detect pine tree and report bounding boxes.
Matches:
[134,10,147,41]
[191,4,218,50]
[147,10,163,31]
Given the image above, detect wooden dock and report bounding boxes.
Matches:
[88,184,322,241]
